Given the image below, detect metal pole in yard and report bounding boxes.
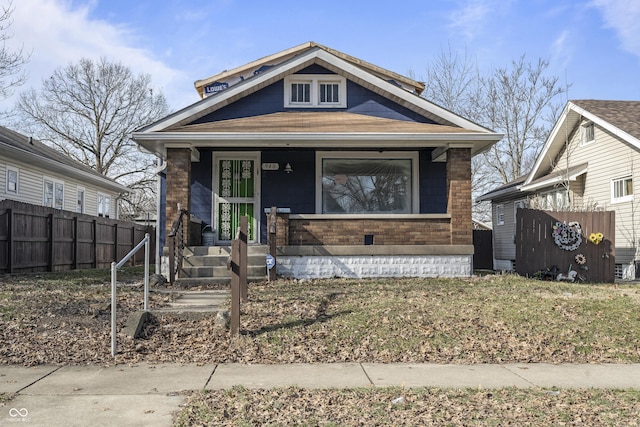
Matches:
[111,261,117,357]
[144,233,150,311]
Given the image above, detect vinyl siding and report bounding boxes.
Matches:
[492,200,517,263]
[548,122,640,264]
[0,154,120,218]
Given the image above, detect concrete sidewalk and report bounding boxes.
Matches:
[2,362,640,426]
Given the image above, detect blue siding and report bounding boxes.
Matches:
[419,150,447,213]
[191,150,213,227]
[260,150,316,242]
[193,78,436,124]
[296,64,334,74]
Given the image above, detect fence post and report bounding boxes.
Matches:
[73,216,79,270]
[113,222,119,262]
[92,219,98,268]
[48,213,54,272]
[239,216,248,302]
[268,207,277,281]
[229,238,240,336]
[7,208,13,274]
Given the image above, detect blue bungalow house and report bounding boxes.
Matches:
[132,42,502,280]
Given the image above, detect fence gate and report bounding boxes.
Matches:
[516,209,615,283]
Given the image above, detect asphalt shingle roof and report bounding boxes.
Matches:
[572,100,640,141]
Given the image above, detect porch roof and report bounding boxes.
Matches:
[134,112,500,159]
[165,111,478,134]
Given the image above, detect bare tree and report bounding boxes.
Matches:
[15,57,169,219]
[0,1,29,100]
[418,48,567,220]
[480,56,567,184]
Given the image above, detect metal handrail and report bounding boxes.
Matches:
[111,232,150,357]
[168,207,188,285]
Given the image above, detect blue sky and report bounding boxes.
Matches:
[2,0,639,112]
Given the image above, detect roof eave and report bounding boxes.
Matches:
[133,131,501,158]
[3,143,129,193]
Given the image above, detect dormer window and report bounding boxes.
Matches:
[284,75,346,108]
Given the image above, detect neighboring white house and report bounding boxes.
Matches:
[0,126,129,218]
[478,100,640,280]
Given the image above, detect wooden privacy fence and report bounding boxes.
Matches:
[516,208,615,283]
[0,200,155,274]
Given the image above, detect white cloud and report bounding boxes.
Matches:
[447,0,515,42]
[591,0,640,58]
[448,0,492,41]
[550,30,572,70]
[2,0,194,111]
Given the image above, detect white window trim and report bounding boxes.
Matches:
[97,192,112,218]
[284,74,346,108]
[6,164,19,194]
[315,151,420,214]
[513,199,526,223]
[611,175,633,204]
[77,186,85,214]
[496,204,505,226]
[43,176,64,209]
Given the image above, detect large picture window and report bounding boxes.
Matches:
[320,156,414,214]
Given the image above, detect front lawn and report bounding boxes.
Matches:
[1,271,639,365]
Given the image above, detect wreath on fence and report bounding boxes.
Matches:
[552,221,583,251]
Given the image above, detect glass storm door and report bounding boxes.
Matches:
[215,158,257,243]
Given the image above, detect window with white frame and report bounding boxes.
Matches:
[6,166,18,194]
[77,187,85,214]
[317,152,418,214]
[612,175,633,203]
[98,192,111,218]
[43,178,64,209]
[514,199,527,223]
[538,189,569,210]
[496,204,505,225]
[284,75,346,108]
[580,121,595,145]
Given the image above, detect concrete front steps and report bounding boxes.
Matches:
[176,244,268,286]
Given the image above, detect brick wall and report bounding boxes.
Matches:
[166,148,192,238]
[447,148,472,245]
[283,217,451,245]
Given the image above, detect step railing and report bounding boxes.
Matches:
[167,205,188,285]
[110,232,150,357]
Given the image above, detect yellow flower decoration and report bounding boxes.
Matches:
[589,232,603,245]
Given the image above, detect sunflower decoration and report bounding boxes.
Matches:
[575,253,587,265]
[588,232,604,245]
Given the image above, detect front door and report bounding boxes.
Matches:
[213,154,259,244]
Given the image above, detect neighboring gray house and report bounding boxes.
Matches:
[0,126,129,218]
[478,100,640,279]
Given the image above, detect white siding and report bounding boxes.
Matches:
[0,154,121,218]
[492,200,517,266]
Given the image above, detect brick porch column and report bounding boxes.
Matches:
[447,148,472,245]
[165,148,192,238]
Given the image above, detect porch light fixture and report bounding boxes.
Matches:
[284,163,293,173]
